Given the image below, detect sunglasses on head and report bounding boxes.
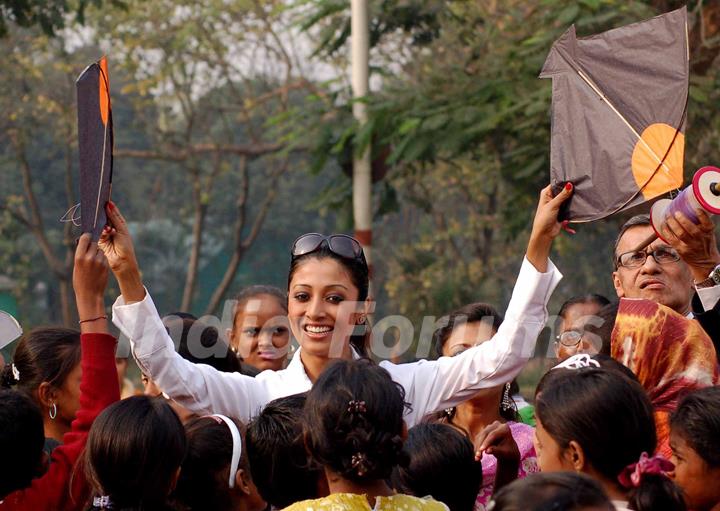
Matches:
[291,233,367,266]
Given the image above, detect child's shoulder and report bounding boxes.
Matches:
[281,493,449,511]
[377,494,450,511]
[280,493,368,511]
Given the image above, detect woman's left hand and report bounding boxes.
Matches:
[526,183,574,272]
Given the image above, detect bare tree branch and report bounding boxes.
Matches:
[0,202,31,228]
[180,160,208,312]
[114,141,290,161]
[11,132,67,278]
[204,156,289,314]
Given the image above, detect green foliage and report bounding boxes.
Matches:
[2,0,720,333]
[298,0,444,56]
[0,0,125,37]
[301,0,719,323]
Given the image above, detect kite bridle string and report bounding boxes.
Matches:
[570,95,687,224]
[576,69,672,175]
[92,62,111,231]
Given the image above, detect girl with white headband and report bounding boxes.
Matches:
[175,414,266,511]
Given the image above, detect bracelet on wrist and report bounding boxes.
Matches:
[79,315,108,324]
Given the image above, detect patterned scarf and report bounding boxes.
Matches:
[611,298,719,458]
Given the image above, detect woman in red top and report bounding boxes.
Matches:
[0,234,120,511]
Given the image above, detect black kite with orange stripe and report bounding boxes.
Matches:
[77,56,113,240]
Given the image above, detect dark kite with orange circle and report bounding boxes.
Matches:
[540,7,688,223]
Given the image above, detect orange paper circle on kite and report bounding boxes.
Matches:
[631,123,684,200]
[99,57,110,126]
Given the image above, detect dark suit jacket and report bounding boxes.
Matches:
[693,292,720,356]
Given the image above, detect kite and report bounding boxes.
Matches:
[0,310,22,350]
[76,56,113,240]
[540,7,689,222]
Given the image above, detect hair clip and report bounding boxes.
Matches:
[347,400,367,414]
[93,495,112,508]
[11,363,19,382]
[552,354,600,371]
[618,452,674,489]
[351,452,368,476]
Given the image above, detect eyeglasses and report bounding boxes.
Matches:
[616,246,680,269]
[555,330,583,347]
[291,233,367,266]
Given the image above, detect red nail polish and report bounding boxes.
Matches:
[565,182,573,191]
[108,201,115,211]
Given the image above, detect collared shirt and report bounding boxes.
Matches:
[112,257,562,426]
[694,284,720,315]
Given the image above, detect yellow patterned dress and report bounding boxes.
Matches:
[282,493,449,511]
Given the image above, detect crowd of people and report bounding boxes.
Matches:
[1,181,719,511]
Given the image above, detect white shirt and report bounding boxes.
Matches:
[695,284,720,313]
[112,257,562,426]
[611,500,631,511]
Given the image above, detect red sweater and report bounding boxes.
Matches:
[0,333,120,511]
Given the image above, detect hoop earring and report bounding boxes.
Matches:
[49,403,57,420]
[501,382,513,412]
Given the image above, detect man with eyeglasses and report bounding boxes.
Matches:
[612,211,720,349]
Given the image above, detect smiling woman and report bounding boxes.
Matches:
[103,184,571,425]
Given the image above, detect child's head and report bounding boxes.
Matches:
[534,366,684,511]
[85,396,186,510]
[489,472,614,511]
[0,390,45,499]
[245,393,320,509]
[670,386,720,511]
[391,422,482,511]
[175,414,265,511]
[228,285,290,372]
[1,327,81,429]
[303,359,408,483]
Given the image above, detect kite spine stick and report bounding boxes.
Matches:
[576,69,671,176]
[685,19,690,62]
[93,112,109,231]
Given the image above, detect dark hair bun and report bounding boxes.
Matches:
[304,359,409,482]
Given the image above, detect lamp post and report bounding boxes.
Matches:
[351,0,372,277]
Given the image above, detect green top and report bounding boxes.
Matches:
[518,404,536,427]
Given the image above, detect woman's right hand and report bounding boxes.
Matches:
[99,201,146,303]
[99,201,137,274]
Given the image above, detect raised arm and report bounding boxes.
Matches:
[100,202,265,420]
[385,184,572,426]
[1,235,120,511]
